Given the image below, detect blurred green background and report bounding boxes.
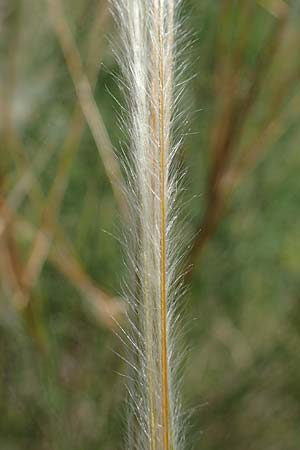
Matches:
[1,0,300,449]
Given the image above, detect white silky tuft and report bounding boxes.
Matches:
[112,1,187,449]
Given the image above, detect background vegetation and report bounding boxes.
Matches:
[1,0,300,449]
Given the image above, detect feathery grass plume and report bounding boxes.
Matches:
[113,1,187,449]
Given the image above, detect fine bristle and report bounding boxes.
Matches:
[113,1,186,449]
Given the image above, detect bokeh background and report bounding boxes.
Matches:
[1,0,300,449]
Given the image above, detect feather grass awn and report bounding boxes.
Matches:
[113,1,186,449]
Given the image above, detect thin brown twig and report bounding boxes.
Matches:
[0,144,57,237]
[257,0,288,18]
[221,82,300,196]
[0,228,25,309]
[188,8,289,271]
[6,206,126,327]
[1,122,123,328]
[46,0,127,214]
[21,1,110,302]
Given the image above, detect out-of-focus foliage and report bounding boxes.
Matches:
[1,1,300,449]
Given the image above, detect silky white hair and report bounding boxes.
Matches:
[112,1,187,449]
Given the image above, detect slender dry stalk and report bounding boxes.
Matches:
[0,144,57,237]
[12,212,125,327]
[258,0,288,18]
[20,1,110,305]
[114,1,186,449]
[47,0,126,215]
